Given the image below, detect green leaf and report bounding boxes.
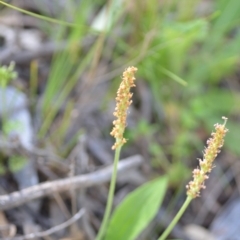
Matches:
[105,176,168,240]
[159,66,187,86]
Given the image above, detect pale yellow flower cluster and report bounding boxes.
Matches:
[110,66,137,150]
[186,117,228,198]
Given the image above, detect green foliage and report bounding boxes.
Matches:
[2,120,23,135]
[0,63,26,174]
[224,121,240,156]
[133,0,240,160]
[189,89,234,121]
[39,2,91,138]
[9,0,239,161]
[0,62,17,87]
[126,119,157,142]
[8,156,27,173]
[1,120,27,175]
[0,154,27,175]
[105,176,168,240]
[167,162,190,187]
[149,143,170,171]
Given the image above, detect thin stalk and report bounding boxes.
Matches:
[158,196,192,240]
[96,146,121,240]
[30,60,38,102]
[0,1,86,30]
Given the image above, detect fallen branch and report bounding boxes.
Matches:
[0,155,143,210]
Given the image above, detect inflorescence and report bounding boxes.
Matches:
[186,117,228,198]
[110,66,137,150]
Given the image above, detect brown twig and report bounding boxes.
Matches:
[0,155,143,210]
[3,208,85,240]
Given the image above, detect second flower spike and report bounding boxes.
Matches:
[186,117,228,199]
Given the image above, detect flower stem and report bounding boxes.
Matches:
[158,196,192,240]
[95,146,121,240]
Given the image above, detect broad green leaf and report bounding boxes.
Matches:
[105,176,168,240]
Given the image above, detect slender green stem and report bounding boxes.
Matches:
[0,1,83,29]
[158,196,192,240]
[96,146,121,240]
[0,1,101,35]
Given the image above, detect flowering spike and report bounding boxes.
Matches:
[186,117,228,198]
[110,66,137,150]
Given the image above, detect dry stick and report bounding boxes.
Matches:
[0,155,143,210]
[3,208,85,240]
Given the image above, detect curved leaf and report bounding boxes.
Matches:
[105,176,168,240]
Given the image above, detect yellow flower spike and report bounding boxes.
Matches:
[96,67,137,240]
[186,117,228,199]
[110,66,137,150]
